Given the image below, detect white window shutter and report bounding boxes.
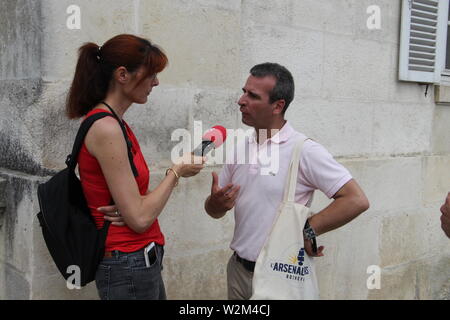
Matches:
[399,0,449,84]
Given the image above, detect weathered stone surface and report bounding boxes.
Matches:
[0,178,6,299]
[422,156,450,206]
[163,247,231,300]
[315,212,382,299]
[368,255,450,300]
[0,171,40,299]
[431,105,450,155]
[0,0,41,80]
[139,0,241,89]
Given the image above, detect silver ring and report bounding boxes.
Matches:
[115,211,120,217]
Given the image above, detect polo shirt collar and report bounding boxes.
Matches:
[249,121,294,145]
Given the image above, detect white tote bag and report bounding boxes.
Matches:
[251,138,319,300]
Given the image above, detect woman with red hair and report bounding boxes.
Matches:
[67,34,204,300]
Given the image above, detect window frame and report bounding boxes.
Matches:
[399,0,449,84]
[439,12,450,85]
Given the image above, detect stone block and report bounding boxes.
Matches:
[240,24,324,100]
[434,84,450,104]
[125,85,193,167]
[351,0,401,44]
[0,0,41,80]
[371,102,433,156]
[422,206,450,257]
[38,81,79,171]
[341,157,422,213]
[0,178,5,299]
[291,0,355,35]
[163,247,231,299]
[379,210,429,268]
[431,255,450,300]
[0,178,6,229]
[431,105,450,155]
[287,99,374,157]
[368,255,450,300]
[139,0,241,89]
[292,0,399,43]
[422,156,450,206]
[40,0,137,81]
[0,79,49,175]
[4,264,30,300]
[0,173,40,275]
[368,261,421,299]
[192,89,240,133]
[0,171,37,299]
[242,0,295,28]
[322,35,393,102]
[30,273,99,300]
[315,212,381,299]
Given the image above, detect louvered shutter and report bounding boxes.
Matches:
[399,0,449,83]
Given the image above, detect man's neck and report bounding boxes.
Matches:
[255,119,287,144]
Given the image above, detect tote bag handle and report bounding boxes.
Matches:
[282,138,309,203]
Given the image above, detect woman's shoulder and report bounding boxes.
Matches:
[89,116,123,140]
[83,110,124,149]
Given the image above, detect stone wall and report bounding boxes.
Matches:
[0,0,449,299]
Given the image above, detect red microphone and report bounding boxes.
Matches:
[193,125,227,156]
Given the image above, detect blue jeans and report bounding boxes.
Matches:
[95,244,166,300]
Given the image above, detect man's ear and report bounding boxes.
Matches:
[273,99,286,115]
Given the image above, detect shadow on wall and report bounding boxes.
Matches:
[0,178,6,299]
[0,178,5,233]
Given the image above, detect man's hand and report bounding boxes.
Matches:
[205,172,240,218]
[303,237,325,257]
[98,205,126,227]
[440,192,450,238]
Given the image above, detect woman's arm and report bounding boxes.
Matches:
[86,117,203,233]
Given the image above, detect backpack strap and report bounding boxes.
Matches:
[100,102,139,178]
[65,112,139,177]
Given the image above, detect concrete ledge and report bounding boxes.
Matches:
[434,85,450,105]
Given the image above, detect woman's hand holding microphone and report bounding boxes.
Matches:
[170,153,206,179]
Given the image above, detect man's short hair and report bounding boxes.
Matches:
[250,62,295,114]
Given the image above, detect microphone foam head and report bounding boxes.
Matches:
[202,125,227,148]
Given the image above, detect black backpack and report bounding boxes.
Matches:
[37,109,138,287]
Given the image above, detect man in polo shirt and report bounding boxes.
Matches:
[204,62,370,300]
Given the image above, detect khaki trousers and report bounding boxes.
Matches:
[227,253,254,300]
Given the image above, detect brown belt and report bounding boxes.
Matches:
[104,251,115,258]
[104,245,157,259]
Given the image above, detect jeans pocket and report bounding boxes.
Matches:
[130,259,164,300]
[130,256,159,271]
[95,264,111,300]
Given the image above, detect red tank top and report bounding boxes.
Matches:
[77,108,165,252]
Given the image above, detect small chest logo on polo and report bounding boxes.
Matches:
[269,248,310,282]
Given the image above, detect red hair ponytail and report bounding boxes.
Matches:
[66,34,168,119]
